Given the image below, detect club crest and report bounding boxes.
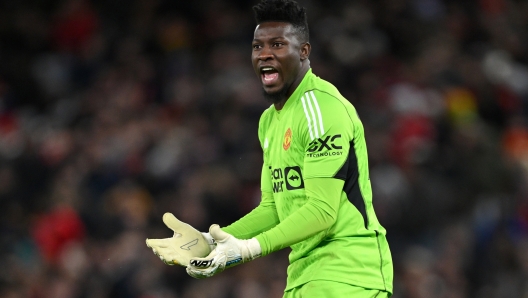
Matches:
[283,128,292,150]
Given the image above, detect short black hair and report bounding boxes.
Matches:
[253,0,309,42]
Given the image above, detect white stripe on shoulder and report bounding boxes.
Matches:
[309,91,325,136]
[305,91,320,138]
[300,95,314,140]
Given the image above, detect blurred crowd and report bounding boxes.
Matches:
[1,0,528,297]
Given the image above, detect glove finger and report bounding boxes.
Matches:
[153,250,176,266]
[209,225,230,242]
[146,238,170,249]
[162,258,175,266]
[146,239,161,256]
[187,261,221,278]
[160,255,173,266]
[153,249,164,260]
[186,266,209,279]
[159,254,182,266]
[162,213,186,235]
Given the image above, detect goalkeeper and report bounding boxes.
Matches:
[147,0,393,297]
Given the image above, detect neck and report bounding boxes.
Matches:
[273,62,310,111]
[274,101,286,110]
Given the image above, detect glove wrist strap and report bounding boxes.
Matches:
[247,238,262,260]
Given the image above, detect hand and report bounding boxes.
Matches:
[186,224,261,279]
[146,213,214,266]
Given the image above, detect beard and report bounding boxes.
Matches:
[262,84,289,105]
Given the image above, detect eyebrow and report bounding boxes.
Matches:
[253,36,286,42]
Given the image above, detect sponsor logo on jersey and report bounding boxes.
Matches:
[306,134,343,157]
[283,128,292,150]
[284,166,304,190]
[270,166,304,193]
[307,151,343,157]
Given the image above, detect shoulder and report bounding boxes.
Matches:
[303,74,354,111]
[258,105,274,141]
[294,75,361,137]
[258,105,274,127]
[299,86,355,123]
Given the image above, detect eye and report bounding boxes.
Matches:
[253,44,262,50]
[273,42,283,47]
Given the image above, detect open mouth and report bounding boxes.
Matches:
[261,67,279,86]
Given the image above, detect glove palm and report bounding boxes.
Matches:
[146,213,214,266]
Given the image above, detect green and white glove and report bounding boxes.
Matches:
[146,213,215,266]
[186,224,262,279]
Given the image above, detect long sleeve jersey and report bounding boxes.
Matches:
[223,69,393,293]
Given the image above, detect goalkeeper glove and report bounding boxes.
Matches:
[186,224,261,279]
[146,213,215,266]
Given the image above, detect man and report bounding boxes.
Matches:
[147,0,393,296]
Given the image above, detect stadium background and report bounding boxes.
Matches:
[1,0,527,297]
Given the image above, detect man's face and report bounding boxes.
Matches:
[251,22,307,100]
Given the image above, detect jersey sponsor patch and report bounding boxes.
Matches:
[283,128,292,150]
[284,166,304,190]
[269,165,305,193]
[306,134,343,158]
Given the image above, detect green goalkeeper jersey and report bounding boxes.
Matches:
[224,69,393,293]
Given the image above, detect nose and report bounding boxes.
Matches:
[258,47,273,61]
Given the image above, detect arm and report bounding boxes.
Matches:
[186,177,343,278]
[222,161,279,239]
[187,95,351,277]
[222,190,279,239]
[255,177,343,255]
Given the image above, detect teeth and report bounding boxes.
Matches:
[262,67,274,72]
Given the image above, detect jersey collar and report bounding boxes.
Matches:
[275,68,314,115]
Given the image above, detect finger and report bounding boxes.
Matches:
[163,258,175,266]
[159,256,168,263]
[186,267,207,279]
[162,213,185,235]
[209,225,230,242]
[169,259,180,266]
[155,251,178,266]
[186,264,216,279]
[145,238,170,248]
[147,240,160,256]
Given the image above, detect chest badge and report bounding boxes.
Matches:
[283,128,292,150]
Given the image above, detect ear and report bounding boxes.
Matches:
[300,42,311,61]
